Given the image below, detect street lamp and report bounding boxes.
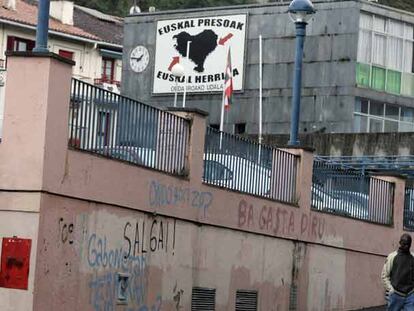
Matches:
[287,0,316,146]
[33,0,51,52]
[171,63,185,107]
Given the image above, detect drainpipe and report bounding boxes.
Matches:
[33,0,51,52]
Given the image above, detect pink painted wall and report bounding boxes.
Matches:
[0,54,408,310]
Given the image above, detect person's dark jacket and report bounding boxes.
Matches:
[382,249,414,296]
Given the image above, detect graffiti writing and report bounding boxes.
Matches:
[86,216,176,311]
[238,199,325,239]
[87,219,176,269]
[89,254,161,311]
[58,217,74,244]
[149,180,213,212]
[123,218,176,258]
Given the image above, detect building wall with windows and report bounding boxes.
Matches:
[0,0,124,137]
[0,25,122,84]
[123,0,414,136]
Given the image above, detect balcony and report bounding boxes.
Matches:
[94,77,121,87]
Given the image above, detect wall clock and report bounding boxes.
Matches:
[130,45,149,73]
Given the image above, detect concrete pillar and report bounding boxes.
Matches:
[166,107,208,184]
[0,52,74,190]
[281,147,315,210]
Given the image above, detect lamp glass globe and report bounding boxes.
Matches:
[171,63,185,77]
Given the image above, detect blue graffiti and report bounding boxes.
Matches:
[149,180,213,212]
[88,234,127,270]
[87,233,161,311]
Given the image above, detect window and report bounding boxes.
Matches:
[191,287,215,311]
[356,13,414,96]
[6,36,35,52]
[234,123,246,135]
[102,57,115,82]
[235,290,258,311]
[354,98,414,132]
[97,111,111,146]
[58,49,74,60]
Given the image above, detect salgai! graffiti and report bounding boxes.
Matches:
[86,217,176,311]
[238,199,325,239]
[149,180,213,213]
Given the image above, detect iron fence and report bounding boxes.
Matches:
[69,78,190,176]
[312,160,394,225]
[404,187,414,231]
[203,127,298,203]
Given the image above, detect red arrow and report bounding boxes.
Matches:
[168,56,180,71]
[218,33,233,45]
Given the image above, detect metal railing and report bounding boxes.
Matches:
[69,78,190,176]
[404,187,414,231]
[312,160,394,225]
[203,127,298,203]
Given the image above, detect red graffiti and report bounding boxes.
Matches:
[300,214,325,239]
[238,200,254,228]
[258,205,295,235]
[238,200,326,239]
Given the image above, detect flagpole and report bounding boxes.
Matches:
[182,41,191,108]
[259,35,263,144]
[258,35,263,163]
[219,85,225,150]
[220,46,229,150]
[220,86,225,132]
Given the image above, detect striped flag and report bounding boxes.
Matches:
[223,48,233,110]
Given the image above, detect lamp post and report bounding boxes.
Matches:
[33,0,51,52]
[171,63,185,107]
[287,0,315,146]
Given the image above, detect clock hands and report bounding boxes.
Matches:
[131,54,144,62]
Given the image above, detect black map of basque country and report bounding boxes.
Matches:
[173,29,218,73]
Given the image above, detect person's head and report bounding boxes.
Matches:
[399,234,412,252]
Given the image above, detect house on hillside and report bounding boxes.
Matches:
[0,0,123,135]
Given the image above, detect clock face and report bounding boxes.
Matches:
[130,45,150,73]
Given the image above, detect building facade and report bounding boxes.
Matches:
[0,0,123,135]
[0,52,406,311]
[122,0,414,136]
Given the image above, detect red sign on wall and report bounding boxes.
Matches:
[0,237,32,290]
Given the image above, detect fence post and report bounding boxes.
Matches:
[165,107,208,183]
[280,147,314,209]
[0,52,74,190]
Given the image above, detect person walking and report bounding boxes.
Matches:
[382,233,414,310]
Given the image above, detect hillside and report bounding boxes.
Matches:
[73,0,414,16]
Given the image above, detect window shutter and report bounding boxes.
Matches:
[6,36,15,51]
[27,39,35,51]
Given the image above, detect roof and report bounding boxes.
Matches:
[0,0,123,46]
[74,5,123,46]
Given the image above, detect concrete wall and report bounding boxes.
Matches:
[0,193,40,311]
[122,0,361,135]
[255,132,414,156]
[0,53,410,310]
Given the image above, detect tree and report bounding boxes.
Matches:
[73,0,253,16]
